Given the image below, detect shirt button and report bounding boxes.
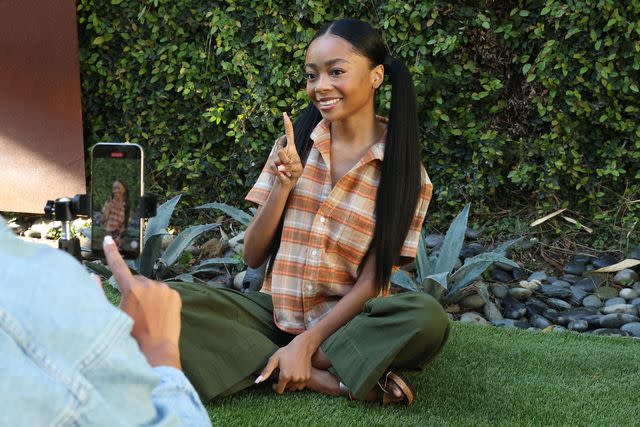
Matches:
[320,216,326,223]
[311,249,318,256]
[306,283,313,293]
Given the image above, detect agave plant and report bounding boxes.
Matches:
[195,202,268,292]
[391,204,521,304]
[196,202,254,227]
[86,195,222,284]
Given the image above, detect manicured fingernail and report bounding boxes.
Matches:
[255,375,263,384]
[277,165,286,171]
[104,235,115,245]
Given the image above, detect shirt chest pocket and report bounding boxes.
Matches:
[326,209,375,264]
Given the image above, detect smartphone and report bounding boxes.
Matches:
[90,143,144,259]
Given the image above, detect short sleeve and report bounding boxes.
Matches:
[399,166,433,259]
[245,137,283,206]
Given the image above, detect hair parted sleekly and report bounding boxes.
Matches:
[267,18,422,292]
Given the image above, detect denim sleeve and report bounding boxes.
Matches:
[0,218,211,426]
[152,367,211,427]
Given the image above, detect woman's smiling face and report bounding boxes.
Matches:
[112,181,125,199]
[305,34,383,122]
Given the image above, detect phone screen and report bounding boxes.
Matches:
[91,143,144,259]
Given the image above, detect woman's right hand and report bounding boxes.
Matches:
[267,112,303,190]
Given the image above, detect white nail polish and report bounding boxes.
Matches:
[255,375,263,384]
[104,235,114,245]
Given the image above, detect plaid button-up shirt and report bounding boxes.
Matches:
[101,198,126,234]
[246,119,433,334]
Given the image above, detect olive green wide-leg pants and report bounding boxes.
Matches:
[171,283,450,402]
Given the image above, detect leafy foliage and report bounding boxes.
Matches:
[77,0,640,230]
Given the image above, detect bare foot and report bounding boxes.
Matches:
[306,367,341,396]
[363,379,404,403]
[299,367,409,404]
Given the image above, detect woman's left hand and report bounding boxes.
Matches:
[256,334,315,394]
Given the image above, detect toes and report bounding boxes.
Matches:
[392,384,402,398]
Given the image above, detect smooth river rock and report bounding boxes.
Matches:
[508,287,532,300]
[484,302,504,322]
[553,307,599,326]
[620,322,640,337]
[459,312,489,325]
[502,296,527,319]
[491,268,513,283]
[540,284,572,298]
[460,293,485,310]
[530,314,552,329]
[490,284,509,299]
[604,297,626,307]
[582,295,602,309]
[528,271,548,283]
[602,304,638,316]
[520,280,541,291]
[560,274,581,285]
[546,298,572,310]
[459,242,484,259]
[512,268,528,281]
[569,287,587,306]
[564,262,586,276]
[613,269,639,286]
[568,320,589,332]
[573,254,593,264]
[574,277,599,292]
[492,319,529,329]
[550,280,572,288]
[525,298,550,316]
[592,255,618,269]
[619,288,640,301]
[465,228,481,240]
[425,234,444,248]
[600,313,640,328]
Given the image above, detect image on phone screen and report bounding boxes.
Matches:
[91,143,143,258]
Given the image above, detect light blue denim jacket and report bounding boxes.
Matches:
[0,217,211,426]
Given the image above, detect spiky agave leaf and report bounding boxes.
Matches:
[434,204,470,275]
[390,270,420,292]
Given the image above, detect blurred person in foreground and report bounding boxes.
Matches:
[0,216,210,426]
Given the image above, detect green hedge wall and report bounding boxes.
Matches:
[77,0,640,227]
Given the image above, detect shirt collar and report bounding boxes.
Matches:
[310,116,387,164]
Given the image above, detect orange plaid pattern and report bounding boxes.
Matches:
[246,118,433,334]
[101,198,126,233]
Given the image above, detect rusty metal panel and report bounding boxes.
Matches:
[0,0,85,214]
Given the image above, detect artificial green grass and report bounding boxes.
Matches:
[103,286,640,426]
[205,323,640,426]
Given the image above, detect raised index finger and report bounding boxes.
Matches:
[103,235,134,293]
[283,112,296,155]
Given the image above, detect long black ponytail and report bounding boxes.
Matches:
[375,54,422,289]
[267,19,422,292]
